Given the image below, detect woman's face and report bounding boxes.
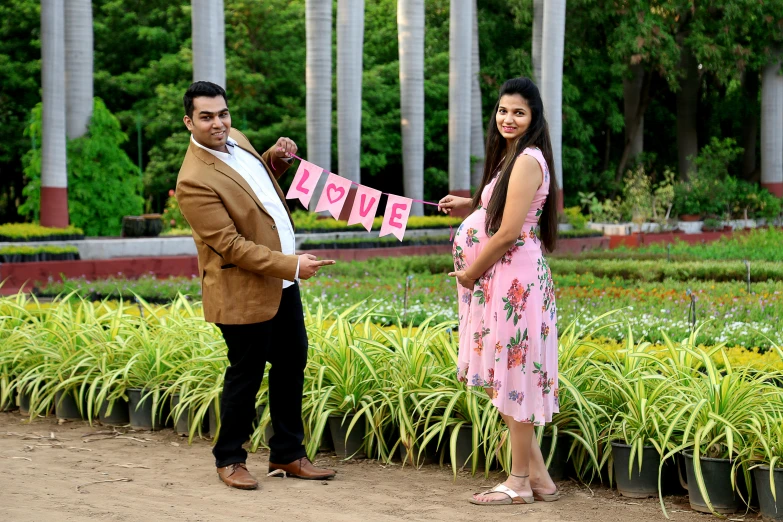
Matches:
[495,94,532,143]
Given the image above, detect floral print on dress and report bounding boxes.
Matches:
[473,323,490,355]
[500,233,527,265]
[508,390,525,405]
[465,228,480,247]
[453,245,467,271]
[502,279,533,326]
[473,271,493,306]
[506,328,529,371]
[454,147,558,426]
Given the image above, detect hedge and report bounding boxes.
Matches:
[300,235,451,250]
[0,245,80,263]
[0,223,85,242]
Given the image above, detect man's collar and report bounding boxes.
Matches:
[190,134,237,155]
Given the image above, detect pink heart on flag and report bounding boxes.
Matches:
[326,184,345,204]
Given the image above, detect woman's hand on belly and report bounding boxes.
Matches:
[448,269,476,290]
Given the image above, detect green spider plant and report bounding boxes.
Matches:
[304,305,392,460]
[657,346,782,517]
[740,412,783,503]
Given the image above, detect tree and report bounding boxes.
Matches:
[337,0,364,187]
[448,0,471,200]
[531,0,543,84]
[306,0,333,211]
[398,0,425,215]
[540,0,566,206]
[469,0,484,189]
[40,0,68,227]
[65,0,93,139]
[676,44,699,179]
[191,0,226,86]
[761,49,783,198]
[622,63,645,161]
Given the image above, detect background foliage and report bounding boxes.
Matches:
[1,0,782,223]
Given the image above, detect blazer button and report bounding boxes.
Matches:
[271,225,277,230]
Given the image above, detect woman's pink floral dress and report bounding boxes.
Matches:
[454,147,559,425]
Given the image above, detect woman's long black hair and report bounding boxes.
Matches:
[471,77,559,253]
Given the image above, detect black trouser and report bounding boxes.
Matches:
[213,283,309,468]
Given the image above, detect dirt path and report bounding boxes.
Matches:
[0,411,728,522]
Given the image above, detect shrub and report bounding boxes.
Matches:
[563,206,588,229]
[19,99,144,236]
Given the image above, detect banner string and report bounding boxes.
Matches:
[275,149,456,241]
[277,150,442,208]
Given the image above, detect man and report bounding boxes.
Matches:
[176,81,336,490]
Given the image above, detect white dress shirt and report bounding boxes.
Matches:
[191,135,299,287]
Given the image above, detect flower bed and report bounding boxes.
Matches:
[31,257,783,349]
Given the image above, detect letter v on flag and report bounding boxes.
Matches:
[286,161,323,208]
[347,184,382,231]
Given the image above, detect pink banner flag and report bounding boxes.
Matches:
[314,173,353,219]
[286,161,323,208]
[347,184,382,231]
[379,195,412,241]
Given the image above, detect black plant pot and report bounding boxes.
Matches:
[128,388,167,430]
[122,216,146,238]
[142,214,163,237]
[451,424,485,471]
[541,435,568,481]
[55,389,82,420]
[18,389,31,415]
[754,466,783,521]
[683,451,741,514]
[171,394,207,436]
[319,422,334,452]
[399,437,438,467]
[208,399,220,439]
[328,414,366,459]
[98,396,130,426]
[612,442,660,498]
[1,388,18,412]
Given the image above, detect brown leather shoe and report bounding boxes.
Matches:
[217,463,259,490]
[268,457,336,480]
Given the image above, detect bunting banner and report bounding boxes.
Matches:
[347,184,382,232]
[283,152,441,241]
[379,194,413,241]
[286,160,324,208]
[314,172,353,219]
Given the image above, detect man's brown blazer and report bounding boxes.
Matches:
[176,129,298,325]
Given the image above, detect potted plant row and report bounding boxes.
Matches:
[0,246,80,263]
[0,223,85,243]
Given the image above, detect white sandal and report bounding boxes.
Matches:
[469,483,535,505]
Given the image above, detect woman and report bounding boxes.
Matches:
[438,77,560,505]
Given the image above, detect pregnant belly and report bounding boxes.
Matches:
[453,212,487,270]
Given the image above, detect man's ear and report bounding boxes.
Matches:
[183,115,193,131]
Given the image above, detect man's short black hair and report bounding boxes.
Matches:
[184,81,228,119]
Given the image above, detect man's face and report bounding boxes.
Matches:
[184,96,231,152]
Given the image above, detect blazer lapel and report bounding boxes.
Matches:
[189,141,272,219]
[229,132,296,229]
